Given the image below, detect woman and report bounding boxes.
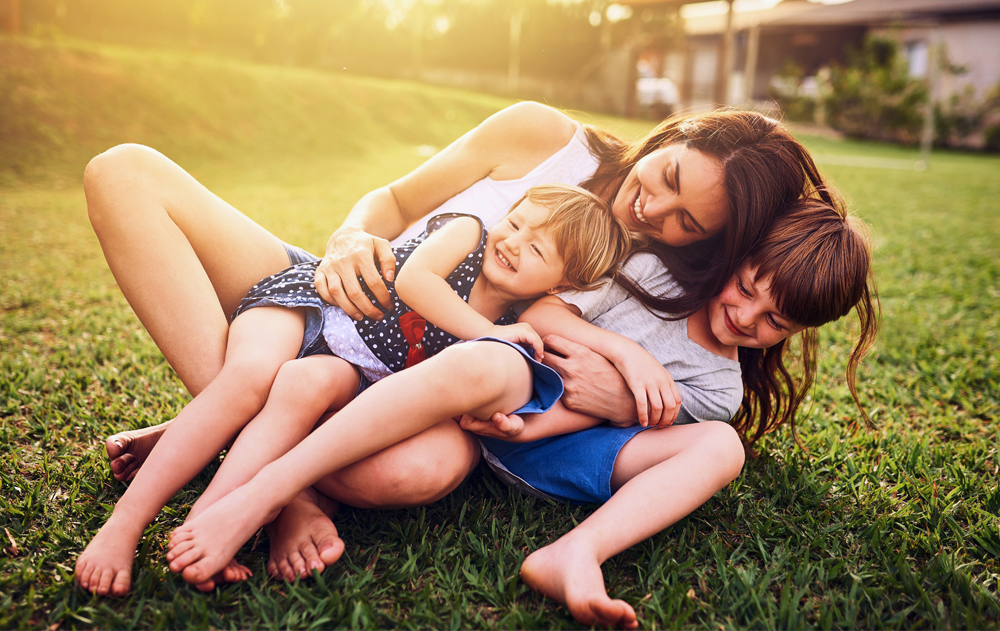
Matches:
[79,103,827,621]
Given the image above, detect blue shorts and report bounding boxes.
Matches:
[479,425,651,504]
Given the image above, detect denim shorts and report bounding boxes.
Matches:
[479,424,652,504]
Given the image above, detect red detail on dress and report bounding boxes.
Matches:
[399,311,428,368]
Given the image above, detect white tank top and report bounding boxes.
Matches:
[392,125,601,245]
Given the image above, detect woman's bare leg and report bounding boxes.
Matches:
[519,422,746,629]
[165,342,532,585]
[74,307,306,596]
[84,144,293,478]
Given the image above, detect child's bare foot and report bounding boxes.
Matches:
[520,537,638,630]
[192,558,254,592]
[74,517,144,597]
[265,487,344,581]
[166,485,278,586]
[106,422,170,482]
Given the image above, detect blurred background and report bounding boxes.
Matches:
[4,0,1000,150]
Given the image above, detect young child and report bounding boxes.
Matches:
[462,195,879,629]
[469,195,879,502]
[74,183,630,593]
[164,196,878,591]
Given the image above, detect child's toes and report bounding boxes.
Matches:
[167,528,195,548]
[182,559,217,585]
[94,568,115,595]
[195,578,217,592]
[168,546,205,573]
[166,538,196,562]
[110,570,131,597]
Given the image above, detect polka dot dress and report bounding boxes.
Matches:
[349,213,515,374]
[232,213,516,378]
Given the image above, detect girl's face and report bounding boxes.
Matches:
[611,144,729,247]
[706,267,805,349]
[483,199,567,299]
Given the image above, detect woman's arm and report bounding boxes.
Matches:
[521,296,682,427]
[315,102,578,320]
[394,217,543,355]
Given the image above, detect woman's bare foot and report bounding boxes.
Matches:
[265,487,345,581]
[106,422,170,482]
[520,537,638,630]
[166,484,280,586]
[74,516,145,597]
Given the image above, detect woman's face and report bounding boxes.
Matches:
[611,144,729,247]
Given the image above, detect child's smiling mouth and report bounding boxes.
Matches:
[724,310,746,337]
[495,247,515,271]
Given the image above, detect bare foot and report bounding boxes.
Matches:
[74,517,144,597]
[520,537,638,630]
[166,485,279,586]
[192,558,254,592]
[106,422,170,482]
[265,487,345,581]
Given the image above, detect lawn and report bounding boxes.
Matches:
[1,37,998,629]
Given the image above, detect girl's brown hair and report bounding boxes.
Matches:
[579,109,830,317]
[731,195,881,446]
[513,184,632,292]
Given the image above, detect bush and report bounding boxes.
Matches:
[822,36,928,143]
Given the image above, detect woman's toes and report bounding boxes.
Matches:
[318,538,345,566]
[105,434,132,459]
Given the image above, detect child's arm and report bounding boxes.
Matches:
[395,217,543,356]
[459,399,603,442]
[521,295,681,427]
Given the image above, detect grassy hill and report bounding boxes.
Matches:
[2,36,999,631]
[1,36,511,186]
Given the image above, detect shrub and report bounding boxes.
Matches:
[822,36,928,143]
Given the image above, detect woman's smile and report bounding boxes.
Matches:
[631,188,650,226]
[611,144,728,247]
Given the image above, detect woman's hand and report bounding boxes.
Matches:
[488,323,545,359]
[458,412,526,440]
[612,351,682,428]
[314,226,398,320]
[540,335,641,427]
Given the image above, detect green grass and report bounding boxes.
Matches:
[2,36,999,629]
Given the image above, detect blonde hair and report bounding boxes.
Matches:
[510,184,632,291]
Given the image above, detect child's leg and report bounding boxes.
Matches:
[179,355,359,590]
[74,307,305,596]
[166,341,533,584]
[186,355,360,522]
[519,421,746,629]
[267,418,480,581]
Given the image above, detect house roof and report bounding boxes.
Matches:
[682,0,1000,35]
[766,0,1000,26]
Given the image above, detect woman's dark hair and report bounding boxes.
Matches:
[579,109,831,317]
[731,195,881,446]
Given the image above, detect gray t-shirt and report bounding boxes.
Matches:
[557,252,743,424]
